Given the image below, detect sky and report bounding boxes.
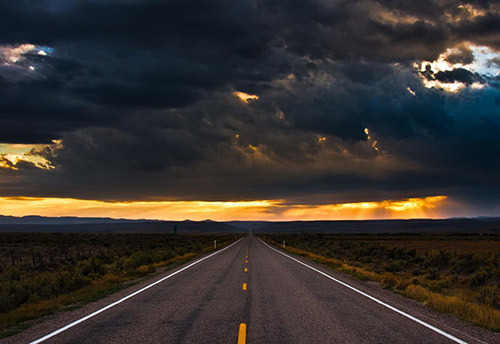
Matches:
[0,0,500,221]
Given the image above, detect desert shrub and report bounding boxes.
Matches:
[478,286,500,308]
[411,268,424,276]
[383,261,403,273]
[452,254,480,274]
[77,256,106,276]
[426,268,441,281]
[426,279,450,293]
[470,269,491,287]
[56,271,88,293]
[381,274,398,289]
[2,267,22,282]
[0,282,29,313]
[136,265,154,275]
[425,250,452,269]
[396,279,410,291]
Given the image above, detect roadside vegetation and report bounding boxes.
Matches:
[0,232,239,337]
[261,233,500,331]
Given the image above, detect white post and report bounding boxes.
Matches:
[283,240,285,249]
[214,240,217,249]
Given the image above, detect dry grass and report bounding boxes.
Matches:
[404,285,500,330]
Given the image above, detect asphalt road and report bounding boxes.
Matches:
[4,235,499,344]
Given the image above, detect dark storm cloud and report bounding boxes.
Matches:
[445,45,475,65]
[434,68,482,84]
[0,0,500,213]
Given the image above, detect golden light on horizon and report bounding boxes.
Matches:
[0,195,449,221]
[0,197,280,221]
[384,195,446,211]
[281,196,447,220]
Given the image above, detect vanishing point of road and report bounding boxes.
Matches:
[4,235,499,344]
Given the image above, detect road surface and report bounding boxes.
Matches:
[4,235,499,344]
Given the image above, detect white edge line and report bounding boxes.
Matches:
[30,237,244,344]
[260,239,468,344]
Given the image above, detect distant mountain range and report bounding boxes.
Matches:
[0,215,242,233]
[0,215,145,225]
[0,215,499,234]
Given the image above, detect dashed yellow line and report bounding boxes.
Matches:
[238,323,246,344]
[239,251,248,344]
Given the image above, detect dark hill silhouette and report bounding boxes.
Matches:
[1,216,500,234]
[0,216,243,233]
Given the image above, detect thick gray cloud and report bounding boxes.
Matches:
[0,0,500,214]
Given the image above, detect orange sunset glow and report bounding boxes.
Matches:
[0,195,449,221]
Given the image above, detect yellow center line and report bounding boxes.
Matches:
[242,283,247,290]
[238,323,246,344]
[244,268,248,272]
